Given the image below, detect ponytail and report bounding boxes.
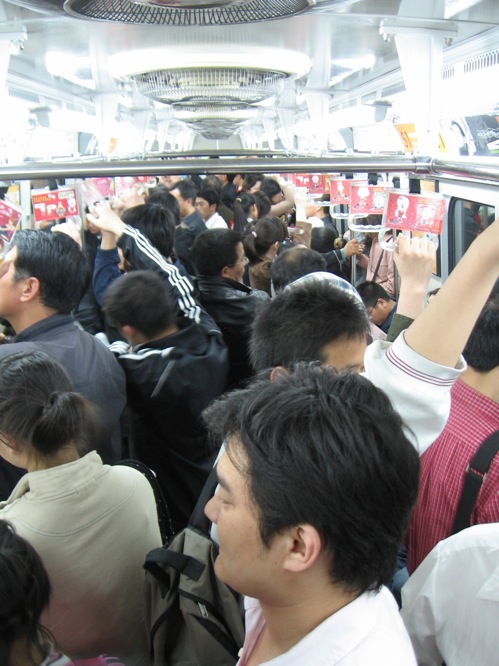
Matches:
[0,351,99,458]
[243,216,287,263]
[33,391,99,456]
[233,193,256,234]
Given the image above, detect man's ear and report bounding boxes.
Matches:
[282,524,322,573]
[120,324,137,344]
[220,265,232,279]
[19,277,41,303]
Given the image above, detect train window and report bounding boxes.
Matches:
[448,198,495,270]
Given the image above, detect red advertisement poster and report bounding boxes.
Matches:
[0,198,23,247]
[32,188,79,223]
[308,174,325,195]
[383,191,445,235]
[293,173,311,189]
[350,184,388,215]
[80,178,115,206]
[329,178,352,204]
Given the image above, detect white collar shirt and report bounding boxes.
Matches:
[401,523,499,666]
[205,212,228,229]
[238,587,416,665]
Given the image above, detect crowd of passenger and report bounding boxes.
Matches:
[0,171,497,665]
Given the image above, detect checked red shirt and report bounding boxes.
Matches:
[406,378,499,573]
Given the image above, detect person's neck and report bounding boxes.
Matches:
[9,636,47,666]
[27,444,80,473]
[134,324,180,347]
[183,206,196,218]
[461,365,499,403]
[10,306,58,336]
[253,579,358,663]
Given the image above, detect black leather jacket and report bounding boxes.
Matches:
[195,275,270,388]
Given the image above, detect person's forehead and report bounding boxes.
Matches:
[321,335,367,371]
[4,246,17,262]
[217,443,247,489]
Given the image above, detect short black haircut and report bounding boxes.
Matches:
[203,176,223,193]
[356,281,392,309]
[204,363,419,595]
[271,247,326,292]
[13,230,89,314]
[103,270,176,339]
[241,174,264,193]
[462,289,499,372]
[191,229,242,276]
[259,178,282,200]
[121,203,176,258]
[170,178,199,204]
[250,280,369,371]
[146,186,181,226]
[311,226,339,253]
[196,188,220,209]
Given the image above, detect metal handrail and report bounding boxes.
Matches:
[0,155,427,180]
[0,154,499,185]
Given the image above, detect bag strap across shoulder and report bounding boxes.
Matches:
[451,430,499,535]
[116,459,174,543]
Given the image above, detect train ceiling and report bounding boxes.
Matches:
[0,0,498,159]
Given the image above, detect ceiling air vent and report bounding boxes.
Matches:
[173,103,257,139]
[63,0,312,25]
[131,68,287,106]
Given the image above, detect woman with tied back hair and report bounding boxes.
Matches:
[0,351,161,665]
[0,520,125,666]
[232,192,258,234]
[243,215,288,295]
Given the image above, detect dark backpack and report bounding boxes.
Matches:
[143,467,245,666]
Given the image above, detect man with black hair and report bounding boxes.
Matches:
[271,246,327,292]
[103,270,228,532]
[0,230,126,498]
[195,188,228,229]
[170,179,206,275]
[192,228,269,388]
[215,173,237,209]
[202,176,233,226]
[204,363,420,664]
[357,280,397,333]
[250,225,499,456]
[251,278,370,374]
[405,286,499,573]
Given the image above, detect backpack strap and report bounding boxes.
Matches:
[189,464,219,534]
[144,545,205,587]
[116,459,174,543]
[450,431,499,535]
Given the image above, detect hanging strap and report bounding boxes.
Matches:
[450,431,499,535]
